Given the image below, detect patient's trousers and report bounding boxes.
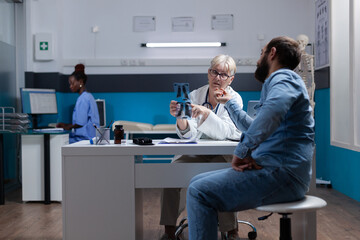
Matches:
[159,155,237,232]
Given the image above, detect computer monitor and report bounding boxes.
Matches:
[247,100,259,119]
[96,99,106,127]
[21,88,58,114]
[20,88,58,129]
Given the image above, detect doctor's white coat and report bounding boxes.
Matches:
[176,84,243,141]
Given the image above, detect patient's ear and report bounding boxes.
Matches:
[269,47,277,60]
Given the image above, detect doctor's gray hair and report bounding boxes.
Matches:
[210,54,237,76]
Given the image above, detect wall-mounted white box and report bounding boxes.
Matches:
[34,33,53,61]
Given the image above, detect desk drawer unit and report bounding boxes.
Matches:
[21,134,69,201]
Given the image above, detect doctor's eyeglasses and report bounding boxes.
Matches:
[208,69,232,81]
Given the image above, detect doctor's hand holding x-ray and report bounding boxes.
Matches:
[169,101,211,130]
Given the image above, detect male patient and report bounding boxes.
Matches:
[186,36,315,240]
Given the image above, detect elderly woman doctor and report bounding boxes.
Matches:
[160,55,243,240]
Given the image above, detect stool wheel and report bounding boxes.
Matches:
[221,230,257,240]
[237,220,257,239]
[248,231,257,239]
[175,217,188,240]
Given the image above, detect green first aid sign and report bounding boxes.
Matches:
[40,41,49,51]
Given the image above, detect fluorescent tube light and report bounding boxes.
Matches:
[141,42,226,48]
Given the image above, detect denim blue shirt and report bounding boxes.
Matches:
[70,91,100,143]
[225,69,315,187]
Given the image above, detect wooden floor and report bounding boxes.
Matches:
[0,186,359,240]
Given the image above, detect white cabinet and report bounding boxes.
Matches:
[21,134,69,201]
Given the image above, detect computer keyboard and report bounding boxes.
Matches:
[33,128,65,132]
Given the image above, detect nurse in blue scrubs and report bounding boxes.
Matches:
[57,64,100,143]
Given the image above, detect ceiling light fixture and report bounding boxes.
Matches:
[141,42,226,48]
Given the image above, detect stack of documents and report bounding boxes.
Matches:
[0,112,30,133]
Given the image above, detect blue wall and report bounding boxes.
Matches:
[54,91,262,126]
[314,89,360,202]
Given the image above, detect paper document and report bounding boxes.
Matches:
[159,129,203,144]
[159,137,197,144]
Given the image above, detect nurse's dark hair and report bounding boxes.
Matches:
[266,36,301,70]
[71,64,87,85]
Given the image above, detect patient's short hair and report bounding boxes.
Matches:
[266,36,301,70]
[210,55,237,76]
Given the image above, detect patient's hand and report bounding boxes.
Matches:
[191,104,211,119]
[231,155,262,172]
[214,88,232,104]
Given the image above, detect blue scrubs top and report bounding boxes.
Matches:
[70,91,100,143]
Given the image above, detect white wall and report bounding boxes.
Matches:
[0,1,15,45]
[330,0,360,152]
[23,0,315,74]
[330,0,351,146]
[354,0,360,147]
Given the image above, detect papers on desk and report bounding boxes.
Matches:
[159,137,197,144]
[159,130,202,144]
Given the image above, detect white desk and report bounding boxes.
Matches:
[62,140,235,240]
[62,140,317,240]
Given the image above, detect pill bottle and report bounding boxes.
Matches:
[114,125,124,144]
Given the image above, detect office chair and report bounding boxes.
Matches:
[256,195,327,240]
